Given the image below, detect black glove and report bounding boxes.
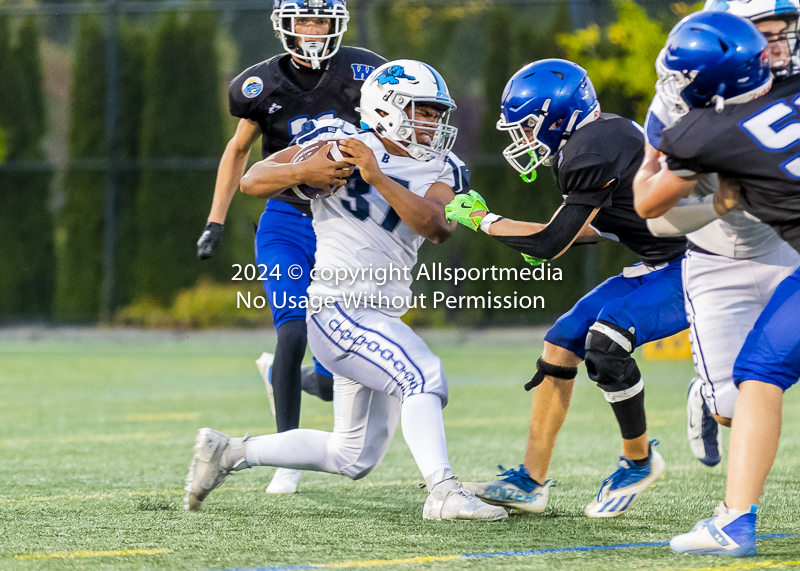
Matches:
[197,222,224,260]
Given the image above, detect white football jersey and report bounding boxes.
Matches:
[645,96,785,258]
[295,119,468,316]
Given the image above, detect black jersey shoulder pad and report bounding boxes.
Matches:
[228,54,285,120]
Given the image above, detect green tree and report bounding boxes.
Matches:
[0,16,54,318]
[134,10,226,305]
[558,0,670,123]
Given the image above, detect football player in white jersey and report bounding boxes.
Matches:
[642,0,800,466]
[183,60,507,521]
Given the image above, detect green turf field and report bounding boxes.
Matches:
[1,327,798,571]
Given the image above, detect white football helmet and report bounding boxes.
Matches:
[271,0,349,70]
[358,60,458,161]
[704,0,800,77]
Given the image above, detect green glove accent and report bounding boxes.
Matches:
[522,253,547,267]
[445,189,489,231]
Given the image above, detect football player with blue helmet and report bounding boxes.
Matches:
[635,11,800,556]
[196,0,385,495]
[449,59,690,517]
[646,1,800,471]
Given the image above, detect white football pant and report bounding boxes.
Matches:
[683,242,800,418]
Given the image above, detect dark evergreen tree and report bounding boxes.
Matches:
[134,10,226,304]
[54,14,106,319]
[0,16,55,318]
[55,15,147,319]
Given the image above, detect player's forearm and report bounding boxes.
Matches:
[208,142,251,223]
[372,174,453,244]
[489,224,577,260]
[486,219,547,237]
[633,146,698,218]
[645,195,720,237]
[240,160,303,199]
[634,168,697,218]
[485,205,596,260]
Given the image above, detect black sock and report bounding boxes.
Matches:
[271,320,307,433]
[301,367,334,402]
[608,389,647,443]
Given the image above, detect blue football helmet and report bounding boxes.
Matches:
[656,12,772,116]
[271,0,349,69]
[497,59,601,179]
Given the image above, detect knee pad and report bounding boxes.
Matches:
[584,320,643,402]
[524,357,578,391]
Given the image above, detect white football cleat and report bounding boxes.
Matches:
[184,428,249,511]
[687,377,722,466]
[670,502,757,556]
[462,465,555,513]
[255,352,276,417]
[423,478,508,521]
[585,440,665,518]
[266,468,302,494]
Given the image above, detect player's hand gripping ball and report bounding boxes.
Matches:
[291,140,352,200]
[445,190,489,231]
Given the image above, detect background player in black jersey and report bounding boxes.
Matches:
[634,11,800,556]
[194,0,385,494]
[447,59,689,517]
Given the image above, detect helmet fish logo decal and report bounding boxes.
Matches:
[377,65,418,85]
[242,76,264,98]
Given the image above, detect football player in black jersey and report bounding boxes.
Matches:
[634,11,800,557]
[195,0,385,494]
[447,59,690,517]
[643,0,800,471]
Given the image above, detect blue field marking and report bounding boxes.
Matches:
[208,534,797,571]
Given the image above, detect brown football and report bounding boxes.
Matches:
[290,139,348,200]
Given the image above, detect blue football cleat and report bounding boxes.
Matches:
[462,465,555,513]
[687,377,722,466]
[670,502,757,556]
[585,439,665,517]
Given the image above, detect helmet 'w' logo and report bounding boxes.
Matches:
[377,65,417,85]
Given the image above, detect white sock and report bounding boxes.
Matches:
[400,393,452,487]
[245,429,338,473]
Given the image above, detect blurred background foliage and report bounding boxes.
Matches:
[0,0,689,327]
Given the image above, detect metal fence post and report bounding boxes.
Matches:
[101,0,119,323]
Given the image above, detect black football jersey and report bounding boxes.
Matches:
[658,75,800,253]
[229,47,386,213]
[552,113,687,265]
